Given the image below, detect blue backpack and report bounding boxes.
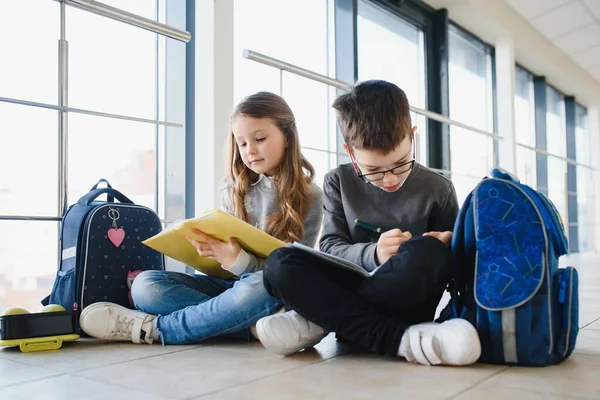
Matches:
[438,168,578,366]
[43,180,164,319]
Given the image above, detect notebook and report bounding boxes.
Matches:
[287,242,379,278]
[142,209,286,278]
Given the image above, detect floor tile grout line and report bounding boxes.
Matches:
[187,351,353,400]
[59,373,181,400]
[0,354,46,367]
[77,346,207,373]
[0,372,65,390]
[1,343,343,397]
[580,317,600,330]
[1,356,74,380]
[67,345,349,399]
[0,346,205,395]
[451,377,596,400]
[446,366,511,400]
[448,354,600,400]
[2,345,205,375]
[573,347,600,356]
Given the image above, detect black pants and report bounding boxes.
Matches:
[262,236,451,356]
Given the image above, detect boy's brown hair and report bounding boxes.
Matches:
[332,80,411,154]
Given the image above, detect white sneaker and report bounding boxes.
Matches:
[249,307,285,340]
[399,319,481,366]
[80,302,157,344]
[256,311,327,355]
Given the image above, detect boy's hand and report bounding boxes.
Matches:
[376,229,412,265]
[186,229,241,268]
[423,231,453,247]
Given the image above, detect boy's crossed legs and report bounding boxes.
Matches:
[257,236,481,365]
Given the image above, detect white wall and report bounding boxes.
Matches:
[194,0,234,214]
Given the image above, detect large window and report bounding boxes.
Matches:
[234,0,335,188]
[576,106,594,252]
[514,67,537,187]
[357,0,428,165]
[66,3,159,208]
[0,0,59,104]
[448,26,495,203]
[0,2,185,312]
[545,87,568,226]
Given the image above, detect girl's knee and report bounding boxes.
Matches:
[232,273,278,307]
[131,270,165,310]
[131,270,162,292]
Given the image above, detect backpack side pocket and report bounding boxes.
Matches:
[553,267,579,362]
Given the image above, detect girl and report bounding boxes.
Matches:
[79,92,323,345]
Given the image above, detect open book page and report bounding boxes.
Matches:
[288,242,379,278]
[142,210,285,278]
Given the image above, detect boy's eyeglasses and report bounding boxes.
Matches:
[348,139,416,184]
[353,160,415,183]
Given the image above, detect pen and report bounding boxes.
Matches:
[354,218,382,233]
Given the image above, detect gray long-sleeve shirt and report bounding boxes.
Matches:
[319,162,458,272]
[221,174,323,275]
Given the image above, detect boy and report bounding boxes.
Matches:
[255,80,480,366]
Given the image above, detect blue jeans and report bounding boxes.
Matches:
[131,270,281,345]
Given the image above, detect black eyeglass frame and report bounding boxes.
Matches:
[347,137,416,184]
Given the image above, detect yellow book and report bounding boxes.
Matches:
[142,209,286,278]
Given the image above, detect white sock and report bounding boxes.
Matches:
[150,318,161,341]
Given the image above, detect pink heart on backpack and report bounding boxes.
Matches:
[108,228,125,247]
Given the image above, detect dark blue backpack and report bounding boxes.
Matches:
[44,180,164,316]
[438,168,578,366]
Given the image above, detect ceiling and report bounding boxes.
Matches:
[505,0,600,82]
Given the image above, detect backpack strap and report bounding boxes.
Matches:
[78,188,133,206]
[448,191,473,315]
[523,187,569,256]
[89,179,114,203]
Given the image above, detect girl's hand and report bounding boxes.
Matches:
[376,228,412,265]
[186,229,241,268]
[423,231,453,247]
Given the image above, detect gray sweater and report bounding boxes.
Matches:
[320,162,458,272]
[222,174,323,275]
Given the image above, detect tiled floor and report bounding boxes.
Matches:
[1,252,598,399]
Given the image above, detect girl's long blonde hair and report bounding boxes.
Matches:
[227,92,315,243]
